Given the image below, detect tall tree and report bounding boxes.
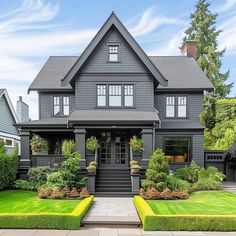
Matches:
[182,0,233,97]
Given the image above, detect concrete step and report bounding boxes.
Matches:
[94,192,135,197]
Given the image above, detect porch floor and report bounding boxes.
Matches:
[82,197,140,227]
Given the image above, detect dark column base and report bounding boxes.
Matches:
[131,172,140,194]
[87,172,96,194]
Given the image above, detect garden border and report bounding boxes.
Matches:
[134,196,236,231]
[0,196,94,230]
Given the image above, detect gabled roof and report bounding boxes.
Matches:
[61,12,168,87]
[0,89,19,123]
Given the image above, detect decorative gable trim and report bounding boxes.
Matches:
[61,12,168,87]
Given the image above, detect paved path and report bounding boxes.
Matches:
[223,181,236,194]
[0,228,236,236]
[82,197,140,225]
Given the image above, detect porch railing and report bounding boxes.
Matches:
[31,155,65,168]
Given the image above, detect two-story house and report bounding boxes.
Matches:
[17,13,213,194]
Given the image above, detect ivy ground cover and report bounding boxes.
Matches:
[134,191,236,231]
[0,190,93,229]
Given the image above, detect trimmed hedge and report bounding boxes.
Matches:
[134,196,236,231]
[0,196,93,230]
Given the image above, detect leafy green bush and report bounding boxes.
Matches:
[141,149,169,192]
[62,140,76,157]
[14,180,41,191]
[176,161,200,183]
[30,135,48,154]
[28,167,54,183]
[47,172,65,189]
[198,166,225,181]
[129,136,144,152]
[0,145,18,190]
[86,136,99,151]
[166,175,190,192]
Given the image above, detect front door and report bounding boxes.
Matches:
[99,131,128,168]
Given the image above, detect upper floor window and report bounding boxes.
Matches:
[63,96,70,116]
[166,96,175,117]
[53,96,60,116]
[109,85,122,106]
[166,95,187,118]
[97,84,134,108]
[178,96,187,117]
[124,85,134,107]
[97,85,107,107]
[108,45,119,62]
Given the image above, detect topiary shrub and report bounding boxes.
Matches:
[141,149,169,192]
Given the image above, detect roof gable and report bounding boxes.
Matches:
[61,12,168,87]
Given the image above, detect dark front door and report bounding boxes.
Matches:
[99,131,128,168]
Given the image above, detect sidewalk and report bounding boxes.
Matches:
[0,228,236,236]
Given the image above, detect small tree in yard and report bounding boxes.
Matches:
[141,149,169,192]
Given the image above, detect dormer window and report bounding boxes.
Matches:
[108,45,119,62]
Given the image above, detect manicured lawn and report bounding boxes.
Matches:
[0,190,81,214]
[0,190,93,230]
[147,191,236,215]
[134,191,236,231]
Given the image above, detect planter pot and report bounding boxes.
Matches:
[87,169,96,174]
[132,168,140,173]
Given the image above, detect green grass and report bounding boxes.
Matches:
[0,190,93,229]
[134,191,236,231]
[0,190,81,214]
[147,191,236,215]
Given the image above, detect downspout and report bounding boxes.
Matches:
[152,122,155,152]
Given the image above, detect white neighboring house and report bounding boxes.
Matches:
[0,89,29,154]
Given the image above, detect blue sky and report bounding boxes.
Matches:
[0,0,235,120]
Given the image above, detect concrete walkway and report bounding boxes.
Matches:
[0,229,236,236]
[223,181,236,194]
[82,197,140,226]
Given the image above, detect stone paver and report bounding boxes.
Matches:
[0,229,236,236]
[82,197,140,225]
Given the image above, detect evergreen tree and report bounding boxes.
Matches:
[182,0,233,97]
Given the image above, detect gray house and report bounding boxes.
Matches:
[17,13,214,195]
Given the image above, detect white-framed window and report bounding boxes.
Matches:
[109,85,122,106]
[177,96,187,117]
[97,85,107,107]
[108,45,119,62]
[53,96,60,116]
[124,85,134,107]
[0,137,14,147]
[166,96,175,117]
[63,96,70,116]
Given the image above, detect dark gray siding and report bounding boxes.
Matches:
[155,131,204,167]
[75,75,154,111]
[80,26,148,74]
[154,92,204,121]
[0,95,18,135]
[39,93,75,119]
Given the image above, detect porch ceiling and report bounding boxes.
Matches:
[68,109,160,125]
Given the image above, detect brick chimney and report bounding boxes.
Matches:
[181,40,198,59]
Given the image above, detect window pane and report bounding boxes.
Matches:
[178,106,186,117]
[63,97,69,116]
[164,137,190,163]
[5,139,13,146]
[53,96,60,115]
[63,106,69,116]
[109,53,118,61]
[98,96,106,106]
[109,96,121,106]
[166,106,175,117]
[124,96,133,106]
[178,96,187,117]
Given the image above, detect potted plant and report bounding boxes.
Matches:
[131,164,141,173]
[86,136,100,163]
[130,160,138,166]
[86,165,96,174]
[30,135,48,155]
[89,161,97,167]
[129,136,144,161]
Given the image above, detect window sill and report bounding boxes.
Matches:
[95,106,136,109]
[164,117,189,120]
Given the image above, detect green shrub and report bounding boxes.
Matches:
[28,167,54,183]
[62,140,76,157]
[86,136,99,151]
[166,175,190,192]
[47,172,65,189]
[175,161,200,183]
[0,146,18,190]
[14,180,41,191]
[198,166,225,181]
[141,149,169,192]
[129,136,144,152]
[191,178,222,191]
[30,135,48,154]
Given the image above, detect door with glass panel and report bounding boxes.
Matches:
[99,131,128,168]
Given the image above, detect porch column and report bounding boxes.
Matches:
[74,128,87,168]
[19,130,31,178]
[140,128,153,168]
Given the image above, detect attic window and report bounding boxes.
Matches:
[108,45,119,62]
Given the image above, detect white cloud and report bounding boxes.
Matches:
[128,7,184,37]
[216,0,236,13]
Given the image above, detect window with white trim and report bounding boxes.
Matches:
[124,85,134,107]
[63,96,70,116]
[108,45,119,62]
[109,85,122,106]
[166,96,175,117]
[97,85,107,107]
[53,96,60,116]
[177,96,187,117]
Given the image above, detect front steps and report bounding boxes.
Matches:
[95,168,133,197]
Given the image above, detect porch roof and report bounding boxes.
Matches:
[68,109,159,124]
